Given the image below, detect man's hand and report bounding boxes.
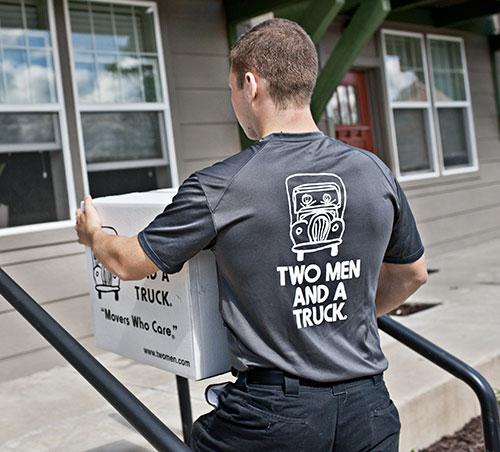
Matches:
[75,195,102,247]
[74,195,159,280]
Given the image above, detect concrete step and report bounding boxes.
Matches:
[380,298,500,450]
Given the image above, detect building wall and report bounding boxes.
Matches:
[320,16,500,260]
[1,0,499,380]
[0,0,237,381]
[379,20,500,259]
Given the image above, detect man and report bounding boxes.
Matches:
[76,18,427,452]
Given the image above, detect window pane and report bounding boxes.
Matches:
[0,151,69,227]
[3,48,30,103]
[135,6,156,53]
[88,166,159,197]
[25,0,51,48]
[68,0,162,103]
[75,51,97,102]
[81,111,163,164]
[114,4,137,52]
[337,85,350,125]
[347,85,358,125]
[430,39,466,102]
[0,0,56,104]
[0,1,25,46]
[70,2,93,50]
[384,34,427,102]
[96,53,120,102]
[29,49,56,103]
[438,107,470,168]
[393,108,433,173]
[0,113,56,144]
[119,56,142,102]
[326,92,340,125]
[142,56,161,102]
[92,2,115,51]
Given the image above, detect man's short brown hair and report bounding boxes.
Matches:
[229,18,318,110]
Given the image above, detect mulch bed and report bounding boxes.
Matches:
[387,302,441,316]
[418,416,484,451]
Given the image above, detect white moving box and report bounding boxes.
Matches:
[85,189,232,380]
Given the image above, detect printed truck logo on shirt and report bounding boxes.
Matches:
[286,173,346,262]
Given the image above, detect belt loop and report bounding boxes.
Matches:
[235,370,248,391]
[284,375,299,397]
[372,373,383,385]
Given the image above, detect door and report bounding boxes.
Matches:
[326,70,376,153]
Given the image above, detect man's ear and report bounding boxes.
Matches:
[243,71,258,102]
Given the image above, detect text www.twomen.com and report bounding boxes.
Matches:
[143,347,191,367]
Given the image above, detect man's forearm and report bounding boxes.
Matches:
[375,263,426,317]
[90,230,135,280]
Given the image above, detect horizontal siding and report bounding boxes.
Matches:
[0,242,83,267]
[0,295,92,361]
[0,253,88,314]
[163,0,237,180]
[166,12,228,56]
[172,54,230,90]
[181,123,240,162]
[477,138,500,162]
[419,204,500,249]
[176,89,235,125]
[0,226,76,253]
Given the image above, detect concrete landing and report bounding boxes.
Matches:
[1,238,499,451]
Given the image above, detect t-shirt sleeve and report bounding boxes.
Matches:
[383,176,424,264]
[137,174,217,274]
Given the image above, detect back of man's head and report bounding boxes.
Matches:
[230,18,318,110]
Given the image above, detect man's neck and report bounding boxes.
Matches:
[257,106,320,138]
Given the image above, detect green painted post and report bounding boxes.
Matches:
[311,0,391,122]
[300,0,345,44]
[489,37,500,127]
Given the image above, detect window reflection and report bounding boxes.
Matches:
[327,84,359,126]
[0,0,70,229]
[384,35,427,102]
[68,0,161,104]
[430,40,466,102]
[0,0,56,104]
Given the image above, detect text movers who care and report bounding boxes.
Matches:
[84,190,231,380]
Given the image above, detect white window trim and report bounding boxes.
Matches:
[0,0,78,237]
[380,29,440,182]
[63,0,179,193]
[426,33,479,176]
[380,29,479,182]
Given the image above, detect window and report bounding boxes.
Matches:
[0,0,75,230]
[381,30,478,180]
[327,85,359,126]
[66,0,177,196]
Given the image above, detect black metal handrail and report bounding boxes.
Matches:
[0,268,190,452]
[378,314,500,452]
[2,264,499,451]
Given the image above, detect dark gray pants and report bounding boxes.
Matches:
[189,372,401,451]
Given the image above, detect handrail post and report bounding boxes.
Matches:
[378,314,500,452]
[176,376,193,443]
[0,268,190,452]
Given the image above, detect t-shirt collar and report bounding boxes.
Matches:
[260,130,325,142]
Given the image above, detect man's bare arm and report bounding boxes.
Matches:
[75,196,159,281]
[375,254,428,317]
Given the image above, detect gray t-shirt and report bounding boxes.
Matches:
[138,131,424,382]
